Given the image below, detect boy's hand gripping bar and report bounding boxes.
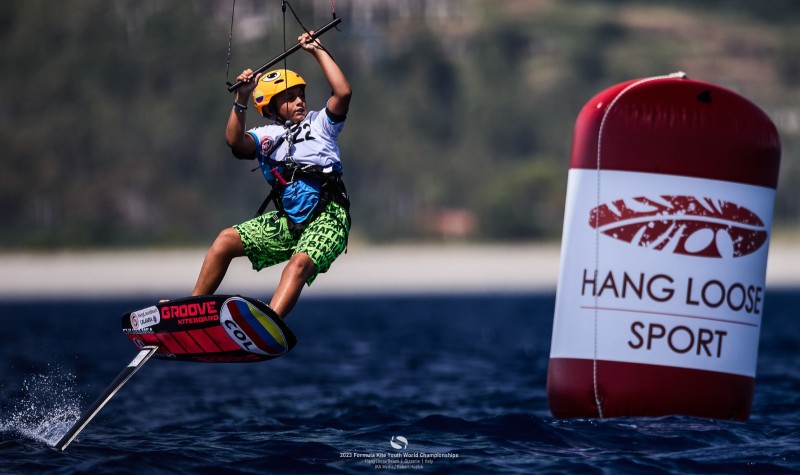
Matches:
[227,16,342,93]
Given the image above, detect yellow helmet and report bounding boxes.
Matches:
[252,69,306,119]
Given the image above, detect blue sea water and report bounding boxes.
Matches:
[1,291,798,474]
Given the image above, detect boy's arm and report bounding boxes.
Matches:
[225,69,259,158]
[299,32,352,118]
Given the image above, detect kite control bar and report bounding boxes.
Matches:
[227,16,342,92]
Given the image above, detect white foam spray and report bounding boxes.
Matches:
[0,366,84,446]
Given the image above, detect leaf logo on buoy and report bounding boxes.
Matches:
[589,195,767,258]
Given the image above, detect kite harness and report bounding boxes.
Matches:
[253,125,350,231]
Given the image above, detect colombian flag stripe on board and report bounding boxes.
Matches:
[226,299,287,355]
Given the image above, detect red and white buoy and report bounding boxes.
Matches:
[547,73,781,420]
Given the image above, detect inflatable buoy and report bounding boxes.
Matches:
[546,73,781,420]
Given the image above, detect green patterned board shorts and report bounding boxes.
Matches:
[233,201,350,286]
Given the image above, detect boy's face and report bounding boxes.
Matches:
[271,85,307,123]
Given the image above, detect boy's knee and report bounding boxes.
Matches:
[211,228,243,257]
[219,227,240,242]
[288,253,316,279]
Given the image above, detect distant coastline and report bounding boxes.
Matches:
[0,242,796,299]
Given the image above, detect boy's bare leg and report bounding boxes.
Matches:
[192,227,246,296]
[270,253,316,318]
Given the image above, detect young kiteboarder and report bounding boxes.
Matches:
[191,31,352,318]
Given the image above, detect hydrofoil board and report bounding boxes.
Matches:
[57,295,295,451]
[122,295,297,363]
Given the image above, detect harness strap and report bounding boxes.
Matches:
[255,188,278,217]
[254,168,350,230]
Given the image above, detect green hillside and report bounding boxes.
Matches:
[1,0,797,248]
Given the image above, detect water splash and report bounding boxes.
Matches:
[0,367,84,446]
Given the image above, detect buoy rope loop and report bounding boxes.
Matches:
[592,71,687,419]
